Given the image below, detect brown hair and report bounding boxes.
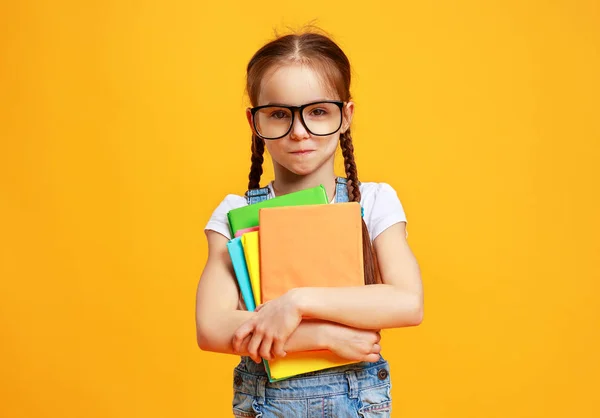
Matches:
[245,30,381,285]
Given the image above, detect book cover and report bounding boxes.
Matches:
[241,231,261,308]
[259,202,364,302]
[226,237,255,312]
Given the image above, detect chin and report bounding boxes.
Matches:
[285,164,318,176]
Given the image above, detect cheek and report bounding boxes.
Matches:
[264,140,283,157]
[323,135,340,154]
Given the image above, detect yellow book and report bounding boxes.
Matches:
[267,351,356,382]
[240,231,281,382]
[241,231,261,308]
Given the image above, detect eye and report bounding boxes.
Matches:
[270,110,289,119]
[309,108,328,117]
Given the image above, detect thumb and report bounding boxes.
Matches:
[364,353,381,363]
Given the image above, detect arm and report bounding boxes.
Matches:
[294,222,423,329]
[196,230,381,362]
[196,231,323,356]
[232,222,423,357]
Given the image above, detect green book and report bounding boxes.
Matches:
[227,185,328,237]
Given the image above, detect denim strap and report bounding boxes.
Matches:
[245,177,352,205]
[334,177,349,203]
[245,185,270,205]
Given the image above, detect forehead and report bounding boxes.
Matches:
[257,63,338,106]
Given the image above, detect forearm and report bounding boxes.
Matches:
[197,311,327,355]
[294,285,423,330]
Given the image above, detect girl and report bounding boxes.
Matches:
[196,30,423,417]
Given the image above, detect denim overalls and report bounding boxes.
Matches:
[232,177,392,417]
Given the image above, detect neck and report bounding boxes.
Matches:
[272,160,338,202]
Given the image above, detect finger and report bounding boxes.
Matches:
[371,343,381,354]
[247,332,263,363]
[375,331,381,344]
[232,331,251,354]
[232,321,255,353]
[259,336,273,361]
[255,302,269,312]
[360,342,372,355]
[237,334,252,354]
[272,337,287,359]
[364,353,381,363]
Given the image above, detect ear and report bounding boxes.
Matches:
[341,101,355,133]
[246,108,257,134]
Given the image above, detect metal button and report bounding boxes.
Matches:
[377,368,388,380]
[234,375,243,386]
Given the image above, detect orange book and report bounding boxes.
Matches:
[259,202,364,302]
[258,202,364,380]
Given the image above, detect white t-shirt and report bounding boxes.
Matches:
[204,181,408,241]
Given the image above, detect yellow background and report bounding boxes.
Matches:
[1,0,599,417]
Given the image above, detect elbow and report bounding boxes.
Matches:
[196,331,209,352]
[196,321,215,352]
[411,302,424,326]
[412,293,424,326]
[397,293,423,327]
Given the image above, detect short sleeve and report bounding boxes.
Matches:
[204,194,247,240]
[367,183,408,240]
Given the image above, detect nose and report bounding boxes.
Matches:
[289,110,310,141]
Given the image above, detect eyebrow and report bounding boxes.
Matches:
[262,99,336,107]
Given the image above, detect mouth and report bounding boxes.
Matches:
[290,150,315,155]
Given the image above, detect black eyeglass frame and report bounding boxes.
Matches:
[249,100,345,140]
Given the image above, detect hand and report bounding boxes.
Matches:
[232,290,303,363]
[326,323,382,363]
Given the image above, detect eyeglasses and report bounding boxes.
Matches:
[250,100,345,140]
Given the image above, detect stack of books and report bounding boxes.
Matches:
[226,185,365,382]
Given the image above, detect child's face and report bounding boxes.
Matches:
[247,63,353,177]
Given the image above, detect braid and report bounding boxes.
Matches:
[339,129,360,202]
[339,129,382,285]
[248,134,265,190]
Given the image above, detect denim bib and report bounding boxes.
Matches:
[245,176,350,205]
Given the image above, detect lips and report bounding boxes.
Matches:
[290,150,315,154]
